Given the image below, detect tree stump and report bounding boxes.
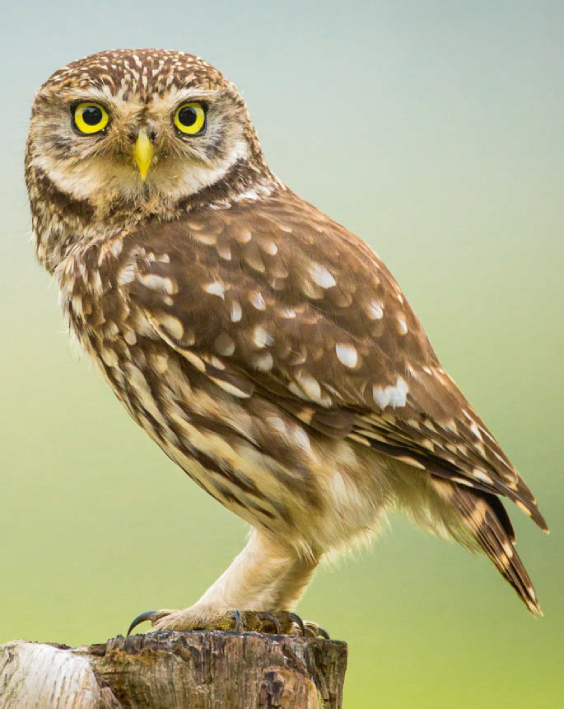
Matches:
[0,631,348,708]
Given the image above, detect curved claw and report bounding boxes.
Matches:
[127,610,158,637]
[304,621,331,639]
[287,612,306,636]
[260,612,281,634]
[231,609,241,632]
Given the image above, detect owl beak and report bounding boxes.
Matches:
[133,129,155,181]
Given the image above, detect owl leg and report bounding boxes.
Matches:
[268,555,330,638]
[127,529,323,635]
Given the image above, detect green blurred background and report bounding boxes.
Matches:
[1,1,562,706]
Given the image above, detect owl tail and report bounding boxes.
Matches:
[433,480,542,615]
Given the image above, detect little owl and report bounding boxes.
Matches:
[25,49,547,637]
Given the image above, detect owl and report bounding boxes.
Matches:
[25,49,547,637]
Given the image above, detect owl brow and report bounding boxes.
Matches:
[152,88,220,113]
[69,98,111,112]
[59,84,118,103]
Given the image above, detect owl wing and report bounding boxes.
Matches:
[125,189,547,536]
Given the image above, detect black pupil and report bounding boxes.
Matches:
[82,106,103,126]
[178,106,198,127]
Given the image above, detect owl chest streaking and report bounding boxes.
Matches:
[25,48,547,636]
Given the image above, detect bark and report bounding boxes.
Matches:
[0,631,347,708]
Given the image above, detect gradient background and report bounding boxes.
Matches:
[1,2,563,707]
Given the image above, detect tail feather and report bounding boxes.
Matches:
[433,479,541,614]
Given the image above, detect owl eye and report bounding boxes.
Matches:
[73,102,109,134]
[174,102,206,135]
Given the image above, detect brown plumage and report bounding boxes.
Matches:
[25,48,547,634]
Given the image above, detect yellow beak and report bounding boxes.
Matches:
[133,129,155,181]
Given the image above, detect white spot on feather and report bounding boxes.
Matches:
[335,343,358,368]
[372,377,409,409]
[292,427,311,453]
[301,280,324,299]
[250,291,266,310]
[209,377,251,398]
[71,295,83,316]
[367,301,384,319]
[472,469,493,486]
[138,274,177,295]
[202,282,225,299]
[260,239,278,255]
[295,370,322,402]
[452,477,474,488]
[118,263,137,284]
[216,243,232,260]
[156,313,184,340]
[152,354,169,373]
[310,263,336,289]
[231,301,242,322]
[515,500,533,517]
[268,416,288,435]
[100,347,118,367]
[193,232,217,245]
[111,240,123,257]
[253,326,273,348]
[502,541,514,557]
[252,352,273,371]
[214,332,235,356]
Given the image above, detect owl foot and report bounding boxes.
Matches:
[302,621,330,639]
[127,608,328,637]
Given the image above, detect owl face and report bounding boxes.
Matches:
[26,49,265,213]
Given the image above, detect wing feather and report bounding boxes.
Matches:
[124,188,548,532]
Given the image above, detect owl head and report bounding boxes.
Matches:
[26,49,273,219]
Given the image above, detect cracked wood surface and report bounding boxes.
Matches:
[0,631,347,708]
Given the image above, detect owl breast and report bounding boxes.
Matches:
[57,238,384,552]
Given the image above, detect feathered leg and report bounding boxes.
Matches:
[128,528,323,634]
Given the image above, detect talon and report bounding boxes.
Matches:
[261,612,281,633]
[288,612,306,636]
[304,621,330,639]
[231,609,241,632]
[127,610,158,637]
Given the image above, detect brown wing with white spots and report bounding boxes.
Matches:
[124,187,548,539]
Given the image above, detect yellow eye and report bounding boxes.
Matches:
[174,102,206,135]
[73,102,109,134]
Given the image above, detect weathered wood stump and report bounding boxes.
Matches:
[0,631,348,708]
